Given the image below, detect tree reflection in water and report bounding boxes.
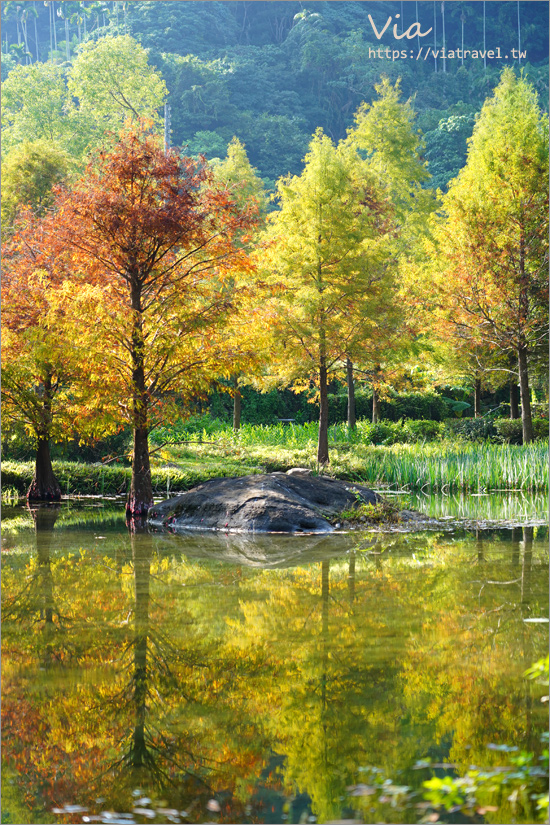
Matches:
[1,512,548,824]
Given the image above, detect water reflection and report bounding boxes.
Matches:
[1,505,548,824]
[406,490,548,525]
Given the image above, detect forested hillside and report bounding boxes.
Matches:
[2,1,548,187]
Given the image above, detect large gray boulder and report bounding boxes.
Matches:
[148,472,380,534]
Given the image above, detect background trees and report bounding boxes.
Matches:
[1,139,74,233]
[262,128,393,464]
[429,70,549,443]
[1,34,167,163]
[4,2,541,189]
[66,34,167,153]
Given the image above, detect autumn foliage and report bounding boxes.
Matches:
[4,122,260,514]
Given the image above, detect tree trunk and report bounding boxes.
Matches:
[517,0,521,64]
[321,559,329,712]
[372,385,380,424]
[482,0,486,70]
[433,0,437,72]
[510,527,521,568]
[28,371,61,501]
[28,438,61,501]
[127,284,153,517]
[474,376,482,418]
[346,357,356,431]
[441,0,446,73]
[52,0,57,53]
[128,426,153,517]
[32,504,59,624]
[518,344,533,444]
[510,380,520,420]
[232,374,241,431]
[521,525,534,750]
[33,6,40,61]
[317,360,329,465]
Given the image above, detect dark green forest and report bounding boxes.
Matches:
[2,1,548,188]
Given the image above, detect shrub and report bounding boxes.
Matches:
[445,417,497,442]
[381,391,450,422]
[404,419,444,442]
[355,419,443,446]
[208,386,316,425]
[494,417,549,444]
[535,417,550,440]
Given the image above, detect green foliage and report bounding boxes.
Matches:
[446,416,498,442]
[383,391,451,422]
[210,137,268,214]
[346,77,433,233]
[494,417,549,445]
[1,139,74,230]
[418,745,550,823]
[1,62,73,156]
[1,35,167,163]
[208,386,316,425]
[0,459,258,497]
[338,498,401,525]
[429,69,549,445]
[326,389,451,424]
[1,487,20,505]
[423,112,477,191]
[5,421,546,498]
[151,417,549,492]
[67,34,167,152]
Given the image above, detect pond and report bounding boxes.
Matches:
[1,494,548,825]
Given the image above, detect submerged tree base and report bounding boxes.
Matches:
[27,440,62,502]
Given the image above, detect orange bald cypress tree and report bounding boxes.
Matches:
[2,209,73,501]
[52,123,259,517]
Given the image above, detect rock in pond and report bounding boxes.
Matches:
[148,471,380,534]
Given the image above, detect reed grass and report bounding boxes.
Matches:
[342,441,549,493]
[152,419,548,493]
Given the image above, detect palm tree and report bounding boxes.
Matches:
[449,1,474,67]
[32,2,40,61]
[441,1,446,73]
[9,41,27,63]
[460,8,465,65]
[43,1,57,61]
[57,3,70,60]
[20,4,33,63]
[517,0,522,65]
[3,3,21,49]
[483,0,486,71]
[433,0,438,72]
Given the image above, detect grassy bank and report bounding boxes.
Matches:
[150,418,549,493]
[0,455,261,499]
[3,422,548,499]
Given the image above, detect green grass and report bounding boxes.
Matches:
[2,421,548,496]
[151,420,548,493]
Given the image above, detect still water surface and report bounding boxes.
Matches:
[2,496,548,825]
